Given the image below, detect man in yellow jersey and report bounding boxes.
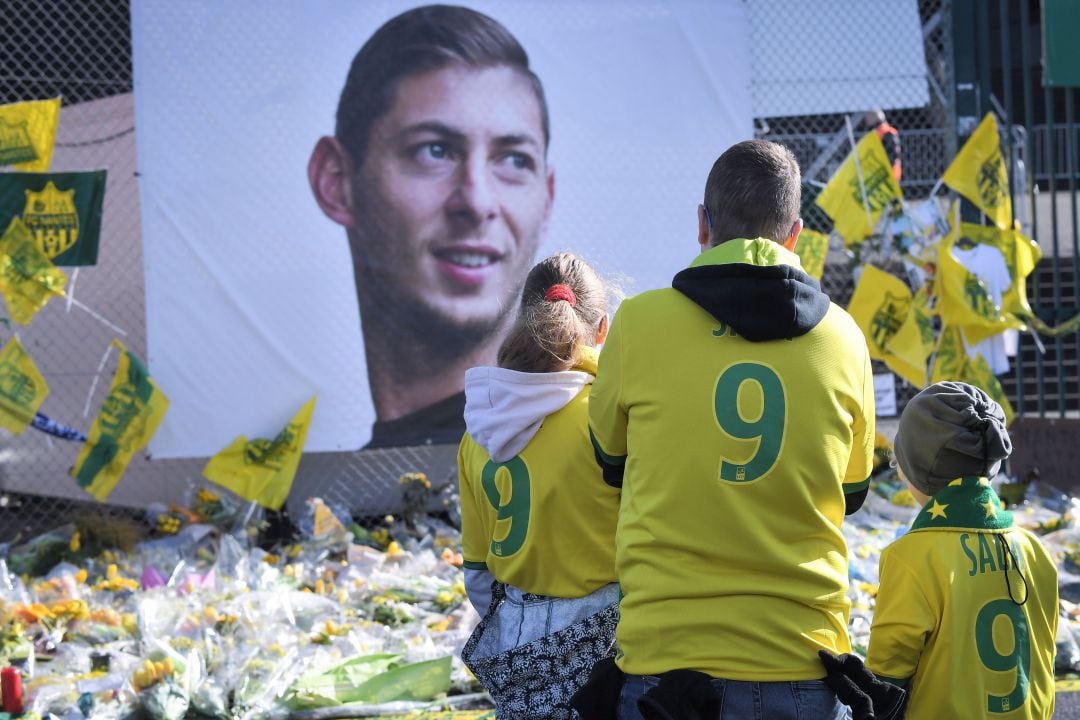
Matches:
[582,140,875,719]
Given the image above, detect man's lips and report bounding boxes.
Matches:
[431,245,504,287]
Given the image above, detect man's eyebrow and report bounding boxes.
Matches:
[398,122,542,152]
[491,133,542,152]
[397,121,467,144]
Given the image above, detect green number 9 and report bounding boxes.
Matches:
[975,599,1030,713]
[713,363,786,483]
[480,456,531,557]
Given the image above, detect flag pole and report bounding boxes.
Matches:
[844,115,874,231]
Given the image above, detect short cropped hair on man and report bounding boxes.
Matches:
[335,4,551,170]
[703,139,801,246]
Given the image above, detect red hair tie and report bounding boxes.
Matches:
[544,284,577,306]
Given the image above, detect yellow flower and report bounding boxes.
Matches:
[69,531,81,553]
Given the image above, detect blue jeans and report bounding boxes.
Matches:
[617,673,852,720]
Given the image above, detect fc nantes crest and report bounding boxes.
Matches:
[0,118,38,166]
[977,155,1008,212]
[0,171,106,266]
[23,182,79,259]
[870,291,908,348]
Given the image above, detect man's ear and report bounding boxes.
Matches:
[308,136,357,229]
[697,204,711,251]
[783,217,803,252]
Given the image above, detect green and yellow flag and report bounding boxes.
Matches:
[0,98,61,173]
[0,171,107,266]
[847,264,912,360]
[0,335,49,434]
[935,221,1015,346]
[0,217,67,325]
[942,113,1012,229]
[815,132,903,245]
[954,221,1041,320]
[883,284,936,388]
[794,228,829,281]
[203,396,316,510]
[930,323,967,384]
[72,341,169,501]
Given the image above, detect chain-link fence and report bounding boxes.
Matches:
[1,0,1071,540]
[752,0,950,418]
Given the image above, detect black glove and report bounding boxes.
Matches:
[571,657,623,720]
[818,650,907,720]
[637,670,721,720]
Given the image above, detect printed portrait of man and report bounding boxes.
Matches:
[307,5,554,449]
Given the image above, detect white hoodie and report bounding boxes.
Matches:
[460,351,597,614]
[463,366,594,463]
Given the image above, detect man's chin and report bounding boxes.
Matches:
[379,295,512,362]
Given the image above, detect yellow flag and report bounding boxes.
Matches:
[203,396,316,510]
[847,264,912,360]
[883,285,935,387]
[0,218,67,324]
[955,222,1041,319]
[73,341,170,501]
[960,352,1015,426]
[930,324,967,384]
[815,132,903,245]
[942,113,1012,229]
[0,98,61,172]
[794,228,828,281]
[935,221,1013,346]
[0,336,49,434]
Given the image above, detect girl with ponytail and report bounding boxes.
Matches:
[458,253,619,719]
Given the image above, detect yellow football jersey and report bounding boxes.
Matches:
[459,384,620,598]
[590,238,875,679]
[867,477,1058,720]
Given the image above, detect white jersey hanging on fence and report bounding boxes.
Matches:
[952,241,1014,375]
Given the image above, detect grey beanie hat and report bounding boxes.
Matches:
[893,381,1012,496]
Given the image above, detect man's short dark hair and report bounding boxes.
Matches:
[703,140,801,246]
[335,4,550,170]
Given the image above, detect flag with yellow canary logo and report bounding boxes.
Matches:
[72,341,170,501]
[0,335,49,434]
[883,284,936,387]
[942,113,1012,229]
[815,132,903,245]
[0,217,67,324]
[0,171,107,266]
[203,396,316,510]
[0,98,61,172]
[935,220,1015,346]
[794,228,828,281]
[847,264,912,361]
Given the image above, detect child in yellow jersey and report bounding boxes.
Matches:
[458,253,620,720]
[822,382,1058,720]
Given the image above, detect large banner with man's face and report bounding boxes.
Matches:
[133,0,753,458]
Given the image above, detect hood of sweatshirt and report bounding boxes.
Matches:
[463,346,599,463]
[671,237,830,341]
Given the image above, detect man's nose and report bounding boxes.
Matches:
[446,156,498,226]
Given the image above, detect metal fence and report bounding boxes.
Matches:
[0,0,1075,540]
[755,0,951,416]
